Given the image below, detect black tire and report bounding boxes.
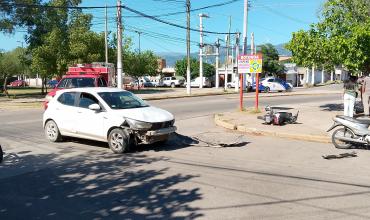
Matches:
[171,83,176,88]
[331,127,354,149]
[108,128,130,153]
[227,84,232,89]
[44,120,63,142]
[264,87,270,93]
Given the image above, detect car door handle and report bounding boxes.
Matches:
[77,111,82,113]
[103,116,108,119]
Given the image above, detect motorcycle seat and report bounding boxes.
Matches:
[337,115,370,125]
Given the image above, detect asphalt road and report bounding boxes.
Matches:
[3,93,370,219]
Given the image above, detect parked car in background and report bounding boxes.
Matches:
[47,80,59,88]
[185,77,211,88]
[226,80,237,89]
[160,76,185,88]
[9,80,27,87]
[43,87,176,153]
[260,77,293,92]
[137,78,157,87]
[252,82,266,92]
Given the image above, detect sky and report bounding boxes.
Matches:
[0,0,325,54]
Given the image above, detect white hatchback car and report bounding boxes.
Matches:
[43,87,176,153]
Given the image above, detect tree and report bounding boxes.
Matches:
[27,0,81,94]
[122,50,159,77]
[286,0,370,74]
[175,58,215,79]
[258,43,285,75]
[0,0,41,34]
[0,48,23,95]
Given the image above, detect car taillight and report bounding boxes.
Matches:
[43,101,49,110]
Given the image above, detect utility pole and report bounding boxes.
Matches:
[251,32,254,55]
[235,33,240,92]
[242,0,248,55]
[17,40,25,86]
[225,16,231,90]
[215,38,220,88]
[199,13,209,88]
[186,0,191,94]
[116,0,123,89]
[135,31,142,53]
[242,0,249,90]
[105,4,108,64]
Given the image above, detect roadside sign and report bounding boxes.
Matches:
[237,54,263,74]
[237,54,263,111]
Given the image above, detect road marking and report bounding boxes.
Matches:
[2,119,41,125]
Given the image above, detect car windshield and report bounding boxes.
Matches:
[98,91,149,109]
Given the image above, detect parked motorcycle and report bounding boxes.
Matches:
[257,106,299,125]
[327,115,370,149]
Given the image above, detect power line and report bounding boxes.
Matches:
[122,5,238,35]
[124,0,242,18]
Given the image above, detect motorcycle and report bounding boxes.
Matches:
[327,115,370,149]
[257,106,299,125]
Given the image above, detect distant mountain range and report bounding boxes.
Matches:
[156,43,292,67]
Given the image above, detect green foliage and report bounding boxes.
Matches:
[175,58,215,79]
[0,0,158,84]
[123,51,159,77]
[0,48,23,78]
[258,43,285,75]
[287,0,370,73]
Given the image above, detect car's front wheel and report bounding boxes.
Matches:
[44,120,62,142]
[108,128,130,153]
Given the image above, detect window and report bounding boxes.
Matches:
[59,78,95,88]
[78,93,99,109]
[57,79,68,88]
[171,77,176,80]
[267,79,274,82]
[98,91,148,109]
[98,78,107,87]
[57,92,76,106]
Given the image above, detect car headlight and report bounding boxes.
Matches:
[125,118,152,130]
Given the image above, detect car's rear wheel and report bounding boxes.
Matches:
[171,83,176,88]
[264,87,270,93]
[108,128,130,153]
[44,120,62,142]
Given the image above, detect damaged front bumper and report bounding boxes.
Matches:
[137,126,177,144]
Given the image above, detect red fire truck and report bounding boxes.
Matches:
[44,62,115,109]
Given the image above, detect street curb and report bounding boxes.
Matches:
[214,114,331,143]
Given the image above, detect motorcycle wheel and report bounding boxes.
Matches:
[331,127,354,149]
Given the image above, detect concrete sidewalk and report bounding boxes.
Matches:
[214,100,351,143]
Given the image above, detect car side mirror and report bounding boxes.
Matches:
[88,104,101,111]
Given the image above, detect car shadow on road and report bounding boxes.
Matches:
[0,151,203,219]
[60,133,197,153]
